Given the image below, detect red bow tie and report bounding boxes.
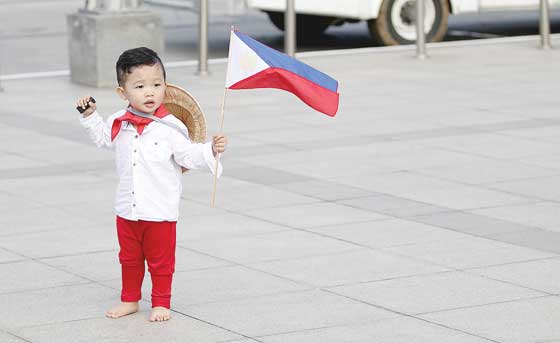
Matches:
[111,104,169,141]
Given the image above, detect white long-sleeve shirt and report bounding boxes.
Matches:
[80,109,222,221]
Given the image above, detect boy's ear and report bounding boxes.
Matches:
[116,87,127,100]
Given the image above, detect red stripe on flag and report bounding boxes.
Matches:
[229,67,339,117]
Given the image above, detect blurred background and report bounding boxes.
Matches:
[1,0,560,77]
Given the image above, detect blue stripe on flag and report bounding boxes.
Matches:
[234,31,338,93]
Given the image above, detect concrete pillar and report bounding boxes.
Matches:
[68,0,163,87]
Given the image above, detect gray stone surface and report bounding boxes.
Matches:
[420,296,560,343]
[1,11,560,341]
[329,271,545,315]
[229,316,501,343]
[67,10,164,87]
[181,289,398,337]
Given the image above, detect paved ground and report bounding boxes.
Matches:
[1,16,560,343]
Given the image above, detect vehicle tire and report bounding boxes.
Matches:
[368,0,449,45]
[265,11,334,39]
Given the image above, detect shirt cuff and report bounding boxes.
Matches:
[79,111,101,128]
[203,142,223,178]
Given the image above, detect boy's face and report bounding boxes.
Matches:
[116,63,166,114]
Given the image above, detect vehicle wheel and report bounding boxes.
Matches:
[265,11,334,39]
[368,0,449,45]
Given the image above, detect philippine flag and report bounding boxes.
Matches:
[225,30,339,117]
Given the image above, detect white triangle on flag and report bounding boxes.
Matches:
[225,31,269,88]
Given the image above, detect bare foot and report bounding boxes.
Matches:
[149,307,171,322]
[106,302,139,319]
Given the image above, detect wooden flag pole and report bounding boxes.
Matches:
[211,87,228,207]
[211,26,234,207]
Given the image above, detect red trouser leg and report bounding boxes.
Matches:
[142,220,176,309]
[116,216,146,303]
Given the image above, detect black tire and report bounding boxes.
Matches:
[265,11,334,39]
[368,0,449,45]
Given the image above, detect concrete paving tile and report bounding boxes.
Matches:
[373,147,491,171]
[243,316,495,343]
[329,271,544,315]
[498,126,560,140]
[235,141,421,169]
[0,171,104,191]
[0,332,29,343]
[0,260,87,294]
[171,265,309,306]
[274,180,374,201]
[0,283,121,330]
[487,229,560,254]
[273,157,395,179]
[0,191,44,212]
[184,230,358,264]
[520,154,560,171]
[309,218,481,249]
[236,125,359,146]
[0,206,90,235]
[178,199,222,216]
[471,202,560,230]
[45,247,232,283]
[391,185,533,211]
[29,144,114,165]
[420,296,560,343]
[210,184,319,211]
[0,152,47,170]
[0,226,118,258]
[339,195,450,217]
[248,249,448,287]
[411,211,535,237]
[470,258,560,294]
[15,312,242,343]
[42,250,120,282]
[225,163,312,186]
[417,133,559,159]
[176,211,290,243]
[181,289,398,337]
[174,246,235,272]
[417,160,559,185]
[243,202,388,229]
[0,248,26,263]
[382,235,555,269]
[489,175,560,202]
[331,171,467,195]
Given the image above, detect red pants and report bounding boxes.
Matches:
[116,216,176,309]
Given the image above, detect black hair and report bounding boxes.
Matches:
[115,47,166,86]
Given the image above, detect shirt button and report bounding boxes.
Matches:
[132,204,136,207]
[135,135,139,139]
[133,163,136,166]
[133,149,137,153]
[132,191,135,195]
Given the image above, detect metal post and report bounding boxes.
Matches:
[416,0,427,59]
[0,45,4,92]
[285,0,296,57]
[198,0,209,75]
[540,0,551,49]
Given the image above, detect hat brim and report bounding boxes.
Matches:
[164,84,207,143]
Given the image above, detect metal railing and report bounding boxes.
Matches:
[540,0,552,49]
[416,0,427,59]
[198,0,209,75]
[285,0,296,56]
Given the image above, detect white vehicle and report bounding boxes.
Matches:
[247,0,559,45]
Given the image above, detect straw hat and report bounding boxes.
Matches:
[163,84,207,173]
[164,84,207,143]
